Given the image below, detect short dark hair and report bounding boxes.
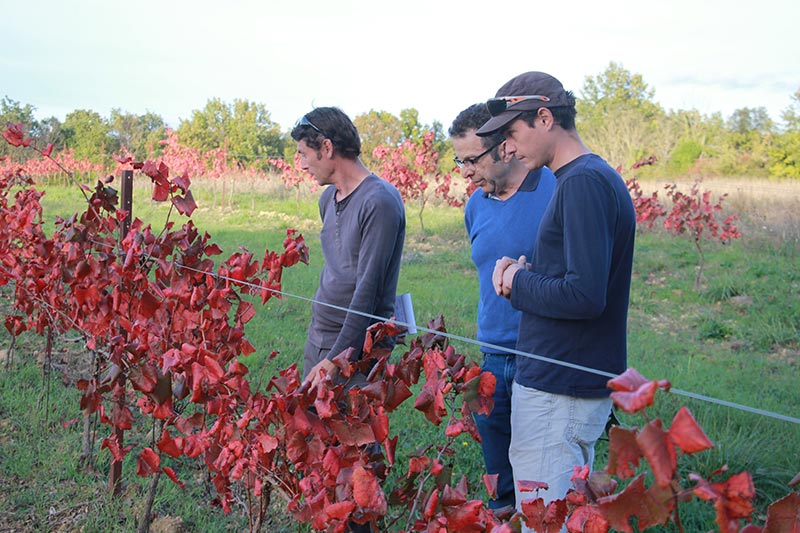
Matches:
[449,103,505,159]
[518,91,578,131]
[290,107,361,160]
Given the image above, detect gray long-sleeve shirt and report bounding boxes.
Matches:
[306,174,405,361]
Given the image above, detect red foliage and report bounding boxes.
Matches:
[625,177,667,229]
[2,124,795,532]
[267,153,317,192]
[374,131,465,235]
[664,178,742,245]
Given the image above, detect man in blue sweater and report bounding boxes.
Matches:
[478,72,636,525]
[449,103,555,513]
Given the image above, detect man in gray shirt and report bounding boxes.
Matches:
[291,107,406,390]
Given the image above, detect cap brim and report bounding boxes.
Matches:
[476,111,521,136]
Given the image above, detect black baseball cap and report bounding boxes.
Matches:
[476,71,570,136]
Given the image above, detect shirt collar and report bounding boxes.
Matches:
[483,168,544,200]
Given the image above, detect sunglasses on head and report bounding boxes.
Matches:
[486,95,551,116]
[453,140,503,168]
[295,114,327,138]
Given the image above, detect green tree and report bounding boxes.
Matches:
[399,110,453,173]
[782,87,800,131]
[33,116,64,152]
[177,98,284,165]
[716,107,774,176]
[769,88,800,177]
[577,62,665,168]
[727,107,773,136]
[61,109,117,164]
[399,108,425,142]
[354,109,402,169]
[109,109,166,159]
[658,109,728,176]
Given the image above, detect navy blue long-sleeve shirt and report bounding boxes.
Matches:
[511,154,636,397]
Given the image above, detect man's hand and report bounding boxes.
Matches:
[303,358,339,390]
[492,255,526,299]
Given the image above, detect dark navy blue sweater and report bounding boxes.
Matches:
[511,154,636,397]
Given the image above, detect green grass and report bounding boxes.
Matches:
[1,176,799,531]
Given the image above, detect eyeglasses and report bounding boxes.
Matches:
[295,114,327,138]
[453,140,503,168]
[486,95,551,116]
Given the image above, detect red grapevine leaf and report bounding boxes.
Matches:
[162,466,184,488]
[205,243,223,256]
[636,419,677,487]
[384,435,397,467]
[152,180,169,202]
[2,123,31,147]
[440,484,467,507]
[325,500,355,521]
[607,426,643,479]
[692,471,756,533]
[565,504,610,533]
[371,406,389,443]
[352,466,387,514]
[129,362,158,393]
[596,474,671,532]
[330,419,376,447]
[424,488,440,518]
[462,370,496,416]
[520,498,568,533]
[111,403,134,430]
[445,419,465,438]
[408,456,431,476]
[607,367,650,392]
[157,429,183,458]
[669,406,714,454]
[414,379,447,425]
[763,492,800,533]
[313,382,336,419]
[607,368,670,414]
[235,300,256,324]
[483,473,498,500]
[519,480,549,493]
[442,500,486,531]
[101,435,132,463]
[611,380,658,414]
[136,447,160,477]
[138,290,161,318]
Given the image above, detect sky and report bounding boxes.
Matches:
[2,0,799,133]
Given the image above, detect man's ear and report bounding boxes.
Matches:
[539,107,555,130]
[322,138,335,159]
[499,141,514,163]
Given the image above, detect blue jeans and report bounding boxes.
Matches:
[473,353,515,509]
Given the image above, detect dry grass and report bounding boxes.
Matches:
[637,177,800,249]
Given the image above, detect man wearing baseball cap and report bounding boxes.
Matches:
[479,71,636,526]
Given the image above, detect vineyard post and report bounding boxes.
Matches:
[108,168,133,495]
[120,169,133,238]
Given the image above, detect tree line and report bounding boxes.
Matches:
[3,62,799,179]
